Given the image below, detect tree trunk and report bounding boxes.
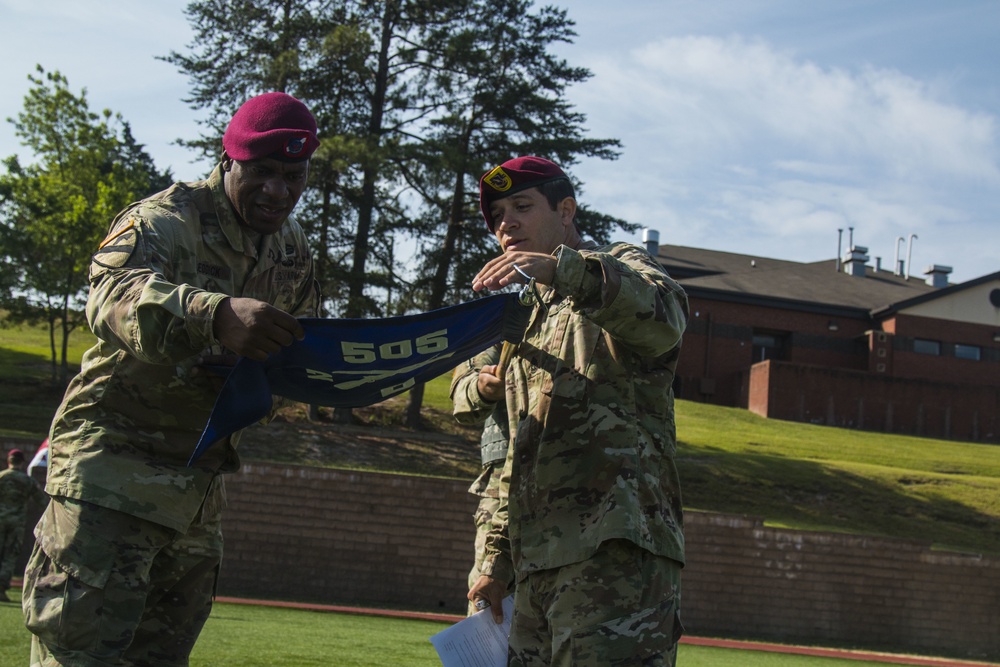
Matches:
[48,313,58,388]
[405,383,425,428]
[345,0,396,319]
[59,293,71,387]
[332,407,354,424]
[403,128,473,423]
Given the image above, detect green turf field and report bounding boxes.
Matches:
[0,590,976,667]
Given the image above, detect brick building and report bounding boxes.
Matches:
[648,235,1000,442]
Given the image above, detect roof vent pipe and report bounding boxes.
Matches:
[836,228,843,272]
[923,264,952,288]
[642,228,660,257]
[894,236,905,276]
[843,245,870,277]
[905,233,918,280]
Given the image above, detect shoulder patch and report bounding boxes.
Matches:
[93,219,137,269]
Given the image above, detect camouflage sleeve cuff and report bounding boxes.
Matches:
[190,291,230,346]
[553,244,602,304]
[451,373,498,425]
[479,552,515,585]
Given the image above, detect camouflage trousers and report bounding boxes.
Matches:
[22,492,223,666]
[467,463,514,616]
[1,518,26,590]
[509,539,683,667]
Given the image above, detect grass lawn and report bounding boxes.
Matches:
[0,589,963,667]
[0,319,94,438]
[675,400,1000,555]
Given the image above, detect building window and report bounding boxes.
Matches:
[752,330,788,362]
[954,344,981,361]
[913,339,940,355]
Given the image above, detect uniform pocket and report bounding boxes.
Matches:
[23,501,115,651]
[569,592,681,666]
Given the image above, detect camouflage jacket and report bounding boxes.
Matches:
[0,468,46,526]
[45,165,319,532]
[451,345,510,468]
[451,345,511,499]
[452,241,688,583]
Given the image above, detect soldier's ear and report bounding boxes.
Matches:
[221,152,234,172]
[559,197,577,227]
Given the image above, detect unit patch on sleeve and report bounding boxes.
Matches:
[93,219,138,269]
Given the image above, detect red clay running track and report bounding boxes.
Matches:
[215,596,999,667]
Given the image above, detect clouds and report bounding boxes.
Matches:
[565,33,999,281]
[607,35,999,182]
[0,1,996,283]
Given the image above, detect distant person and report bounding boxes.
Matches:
[21,92,321,665]
[26,439,48,477]
[0,448,46,602]
[451,348,513,615]
[455,156,689,666]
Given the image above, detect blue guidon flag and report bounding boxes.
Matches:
[189,293,529,465]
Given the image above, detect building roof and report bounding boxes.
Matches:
[872,270,1000,317]
[656,244,940,315]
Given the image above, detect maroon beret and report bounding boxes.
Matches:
[223,92,320,162]
[479,156,568,231]
[8,448,24,461]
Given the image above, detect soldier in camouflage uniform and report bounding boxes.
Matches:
[21,92,321,666]
[450,347,513,615]
[0,449,46,602]
[456,156,689,666]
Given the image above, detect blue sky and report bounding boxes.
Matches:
[2,0,998,284]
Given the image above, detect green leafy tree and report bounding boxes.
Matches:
[396,0,628,425]
[0,67,171,386]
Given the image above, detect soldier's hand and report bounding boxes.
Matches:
[472,251,556,292]
[213,297,305,362]
[477,364,505,402]
[468,574,508,624]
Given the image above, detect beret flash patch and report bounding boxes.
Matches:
[484,166,512,192]
[283,134,308,158]
[93,219,137,269]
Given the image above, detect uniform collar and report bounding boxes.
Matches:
[208,164,248,255]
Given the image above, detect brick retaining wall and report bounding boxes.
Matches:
[681,513,999,660]
[219,464,477,612]
[220,463,999,661]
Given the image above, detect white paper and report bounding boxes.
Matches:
[430,596,514,667]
